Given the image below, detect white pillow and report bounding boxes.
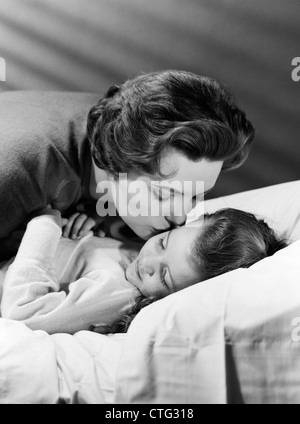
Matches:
[187,180,300,242]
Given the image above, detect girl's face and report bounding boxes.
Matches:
[113,150,223,240]
[125,225,203,297]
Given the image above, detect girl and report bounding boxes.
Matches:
[0,208,286,334]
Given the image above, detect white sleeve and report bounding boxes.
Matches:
[1,215,65,320]
[22,273,138,334]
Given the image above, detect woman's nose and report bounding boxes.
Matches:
[166,213,186,228]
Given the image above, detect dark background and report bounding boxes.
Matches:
[0,0,299,198]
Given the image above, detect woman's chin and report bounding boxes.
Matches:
[122,220,155,241]
[128,227,152,241]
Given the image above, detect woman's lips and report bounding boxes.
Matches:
[151,229,169,239]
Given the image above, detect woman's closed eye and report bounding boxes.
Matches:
[153,188,176,202]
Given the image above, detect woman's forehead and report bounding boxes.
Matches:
[159,151,223,187]
[126,151,223,198]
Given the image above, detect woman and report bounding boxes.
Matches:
[86,70,255,241]
[0,70,254,260]
[0,207,286,334]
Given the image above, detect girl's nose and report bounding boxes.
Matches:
[139,256,158,277]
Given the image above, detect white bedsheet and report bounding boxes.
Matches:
[0,320,125,404]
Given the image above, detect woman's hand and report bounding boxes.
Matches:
[62,213,106,240]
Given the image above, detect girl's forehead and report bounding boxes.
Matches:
[169,225,201,246]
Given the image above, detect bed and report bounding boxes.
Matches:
[1,180,300,404]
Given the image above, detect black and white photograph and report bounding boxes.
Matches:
[0,0,300,406]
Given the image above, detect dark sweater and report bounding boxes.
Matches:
[0,90,100,260]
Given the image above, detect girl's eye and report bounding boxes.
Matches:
[161,270,168,289]
[159,237,165,250]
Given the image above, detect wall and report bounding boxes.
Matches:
[0,0,299,197]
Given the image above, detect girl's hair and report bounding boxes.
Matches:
[188,208,287,280]
[103,208,287,334]
[104,295,158,334]
[87,70,255,177]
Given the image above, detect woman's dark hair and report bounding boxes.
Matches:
[87,70,255,177]
[102,208,287,334]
